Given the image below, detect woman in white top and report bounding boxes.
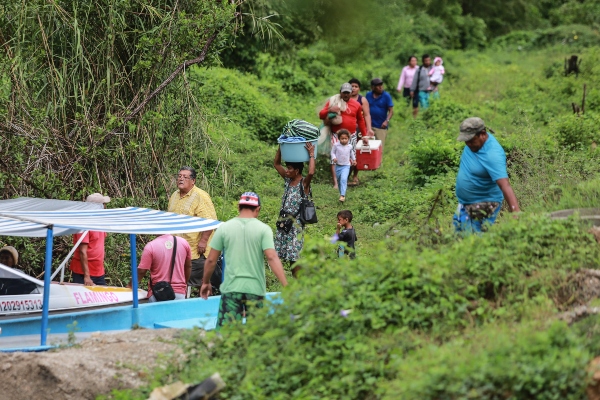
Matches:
[397,56,418,105]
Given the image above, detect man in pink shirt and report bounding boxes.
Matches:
[135,235,192,302]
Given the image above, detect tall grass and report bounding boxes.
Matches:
[0,0,239,202]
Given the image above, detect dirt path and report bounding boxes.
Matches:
[0,329,183,400]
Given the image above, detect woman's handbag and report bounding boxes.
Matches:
[299,179,318,225]
[276,211,295,233]
[150,236,177,302]
[276,182,296,233]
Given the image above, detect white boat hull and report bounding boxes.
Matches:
[0,284,147,316]
[0,263,147,316]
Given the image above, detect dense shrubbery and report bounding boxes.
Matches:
[551,112,600,150]
[191,68,294,142]
[381,321,591,399]
[492,24,600,50]
[121,216,600,399]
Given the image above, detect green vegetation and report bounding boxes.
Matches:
[2,1,600,399]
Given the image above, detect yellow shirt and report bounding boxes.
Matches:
[168,186,217,259]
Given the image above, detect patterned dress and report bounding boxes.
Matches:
[275,178,305,262]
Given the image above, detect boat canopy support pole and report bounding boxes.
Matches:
[130,234,138,309]
[51,230,89,283]
[41,225,54,346]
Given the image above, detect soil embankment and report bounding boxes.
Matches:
[0,329,181,400]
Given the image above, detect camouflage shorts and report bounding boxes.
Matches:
[216,292,264,329]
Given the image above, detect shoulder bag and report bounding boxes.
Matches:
[150,236,177,302]
[299,178,318,225]
[414,65,423,95]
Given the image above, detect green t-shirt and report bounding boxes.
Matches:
[209,217,275,297]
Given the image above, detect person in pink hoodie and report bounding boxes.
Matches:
[397,56,418,105]
[429,57,445,99]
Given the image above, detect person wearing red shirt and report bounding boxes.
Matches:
[319,83,368,188]
[70,193,110,286]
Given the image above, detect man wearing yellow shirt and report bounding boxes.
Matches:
[168,166,218,291]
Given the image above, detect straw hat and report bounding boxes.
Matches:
[0,246,18,265]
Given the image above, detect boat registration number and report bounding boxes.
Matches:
[0,299,43,312]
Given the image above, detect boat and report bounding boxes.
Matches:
[0,197,222,348]
[0,263,147,316]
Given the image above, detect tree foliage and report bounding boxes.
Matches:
[0,0,240,200]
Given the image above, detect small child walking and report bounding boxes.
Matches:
[330,129,356,202]
[429,57,445,99]
[332,210,357,259]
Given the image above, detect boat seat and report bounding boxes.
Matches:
[0,278,39,296]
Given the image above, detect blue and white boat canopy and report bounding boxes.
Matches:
[0,197,221,237]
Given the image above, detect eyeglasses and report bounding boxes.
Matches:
[176,174,194,180]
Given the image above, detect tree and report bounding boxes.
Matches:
[0,0,242,200]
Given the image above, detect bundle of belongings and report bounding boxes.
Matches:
[278,119,320,143]
[316,93,349,155]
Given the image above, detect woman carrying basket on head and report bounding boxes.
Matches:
[273,142,315,278]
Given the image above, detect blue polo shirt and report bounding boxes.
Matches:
[455,133,507,204]
[366,91,394,129]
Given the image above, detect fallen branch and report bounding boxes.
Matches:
[110,26,225,135]
[557,305,600,325]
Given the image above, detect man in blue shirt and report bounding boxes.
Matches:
[454,117,520,233]
[366,78,394,149]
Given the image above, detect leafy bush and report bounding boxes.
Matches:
[380,321,591,399]
[420,99,472,128]
[493,24,600,50]
[551,112,600,150]
[408,128,462,186]
[191,67,293,142]
[130,215,600,400]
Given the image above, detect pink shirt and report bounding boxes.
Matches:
[138,235,191,296]
[397,66,418,90]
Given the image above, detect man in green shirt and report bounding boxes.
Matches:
[201,192,288,328]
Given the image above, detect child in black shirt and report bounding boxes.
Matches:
[335,210,357,259]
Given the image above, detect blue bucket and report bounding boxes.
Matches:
[278,139,318,162]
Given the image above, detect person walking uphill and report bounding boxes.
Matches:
[331,129,356,202]
[168,166,218,293]
[200,192,288,329]
[454,117,520,233]
[397,56,419,104]
[319,83,368,188]
[410,54,432,118]
[274,142,316,277]
[366,78,394,149]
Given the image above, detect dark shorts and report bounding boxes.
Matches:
[188,256,206,286]
[217,292,264,329]
[403,87,411,104]
[71,272,107,286]
[413,91,430,109]
[189,255,223,290]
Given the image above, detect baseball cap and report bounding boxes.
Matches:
[340,83,352,93]
[239,192,261,207]
[457,117,485,142]
[371,78,384,86]
[86,193,111,204]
